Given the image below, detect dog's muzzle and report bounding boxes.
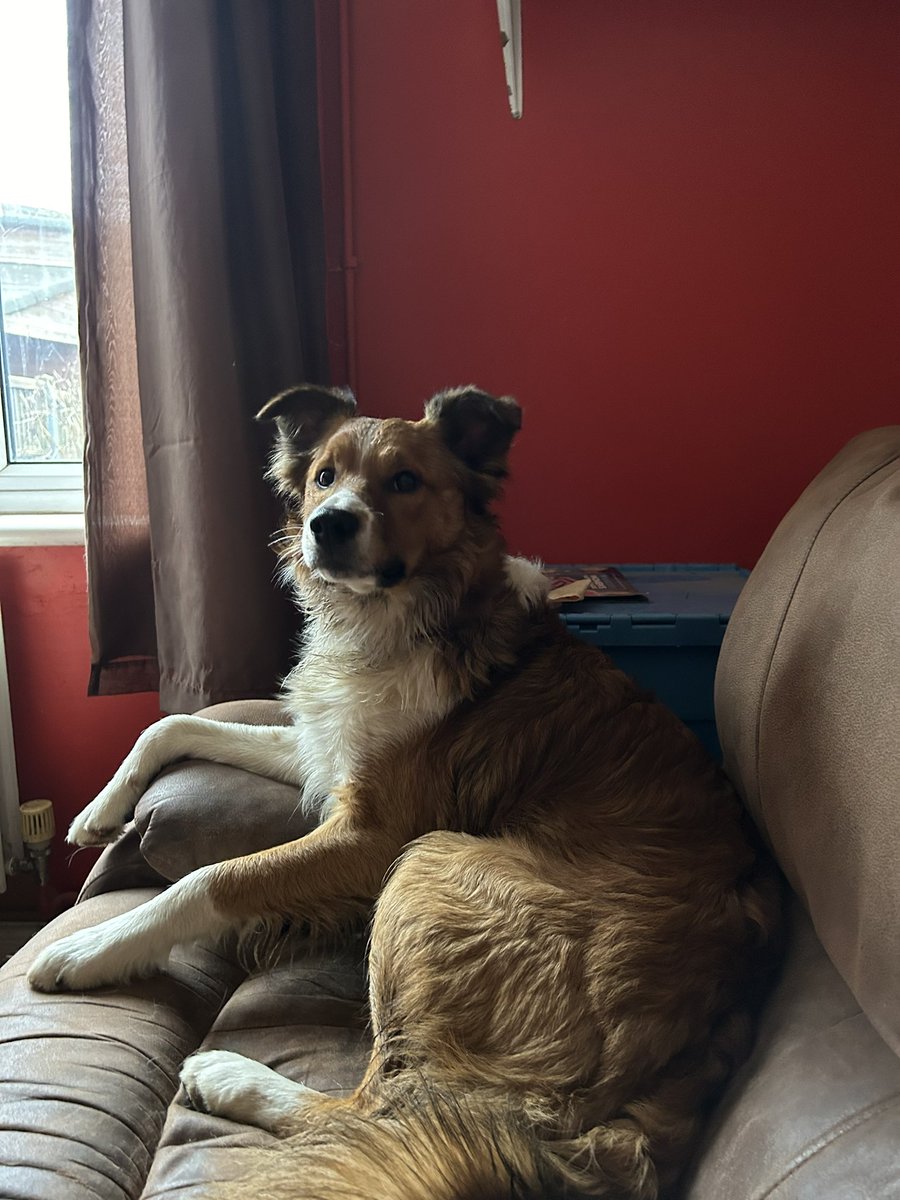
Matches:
[304,498,405,591]
[303,499,374,587]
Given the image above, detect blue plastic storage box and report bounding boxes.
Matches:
[556,564,749,759]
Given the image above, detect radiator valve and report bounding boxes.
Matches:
[12,799,56,887]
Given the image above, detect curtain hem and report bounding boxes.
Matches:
[88,658,160,697]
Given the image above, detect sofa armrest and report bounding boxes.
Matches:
[134,760,313,882]
[81,699,312,895]
[134,699,312,882]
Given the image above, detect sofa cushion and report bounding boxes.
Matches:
[137,941,370,1198]
[78,824,170,900]
[0,897,370,1200]
[135,763,313,882]
[0,892,246,1200]
[715,426,900,1056]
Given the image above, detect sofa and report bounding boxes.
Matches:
[0,426,898,1199]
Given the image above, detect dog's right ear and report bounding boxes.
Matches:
[256,384,357,499]
[256,384,357,453]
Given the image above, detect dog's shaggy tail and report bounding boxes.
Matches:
[205,1073,704,1200]
[204,981,772,1200]
[207,977,772,1200]
[205,1085,560,1200]
[204,1079,652,1200]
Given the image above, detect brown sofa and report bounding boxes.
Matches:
[1,426,898,1199]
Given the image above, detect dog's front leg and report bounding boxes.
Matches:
[28,811,400,993]
[69,717,303,846]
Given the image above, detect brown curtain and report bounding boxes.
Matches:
[69,0,329,711]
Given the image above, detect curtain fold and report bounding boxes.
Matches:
[70,0,157,696]
[70,0,329,711]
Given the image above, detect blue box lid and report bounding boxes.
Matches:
[557,563,749,647]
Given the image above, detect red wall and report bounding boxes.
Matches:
[0,545,159,904]
[346,0,900,564]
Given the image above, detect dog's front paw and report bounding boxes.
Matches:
[27,922,149,992]
[180,1050,313,1131]
[67,782,138,847]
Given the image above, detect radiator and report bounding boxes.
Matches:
[0,605,23,889]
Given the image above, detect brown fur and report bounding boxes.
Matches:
[205,385,782,1199]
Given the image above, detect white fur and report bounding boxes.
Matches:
[284,613,458,818]
[27,865,233,991]
[180,1050,317,1130]
[505,555,549,610]
[68,717,303,846]
[283,555,545,815]
[301,488,377,589]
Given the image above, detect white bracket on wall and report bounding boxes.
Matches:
[496,0,523,119]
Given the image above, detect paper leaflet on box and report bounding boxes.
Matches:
[543,565,645,603]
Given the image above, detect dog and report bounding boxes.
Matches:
[28,385,781,1199]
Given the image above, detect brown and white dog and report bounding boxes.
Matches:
[28,386,781,1199]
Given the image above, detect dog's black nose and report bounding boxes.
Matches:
[309,508,360,546]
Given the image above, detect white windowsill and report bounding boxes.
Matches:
[0,512,85,547]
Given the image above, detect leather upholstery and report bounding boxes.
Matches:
[0,896,367,1200]
[715,426,900,1056]
[133,700,311,883]
[1,431,899,1197]
[0,892,245,1200]
[683,902,900,1199]
[140,944,369,1198]
[135,763,311,884]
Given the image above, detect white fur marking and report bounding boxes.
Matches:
[505,555,549,610]
[314,568,380,594]
[180,1050,317,1130]
[285,630,455,814]
[26,865,233,991]
[301,488,375,582]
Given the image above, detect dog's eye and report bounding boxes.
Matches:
[392,470,420,494]
[316,467,336,489]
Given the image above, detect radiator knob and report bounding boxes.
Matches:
[20,799,55,852]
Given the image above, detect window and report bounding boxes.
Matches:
[0,0,84,518]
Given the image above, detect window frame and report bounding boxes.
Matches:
[0,459,84,516]
[0,288,84,518]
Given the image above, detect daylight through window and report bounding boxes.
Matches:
[0,0,83,468]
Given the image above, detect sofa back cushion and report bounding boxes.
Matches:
[715,426,900,1055]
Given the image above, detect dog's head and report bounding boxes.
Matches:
[257,384,521,595]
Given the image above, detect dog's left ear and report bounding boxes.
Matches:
[424,387,522,478]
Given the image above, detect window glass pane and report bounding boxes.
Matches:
[0,0,83,464]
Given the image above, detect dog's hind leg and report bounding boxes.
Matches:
[358,831,759,1200]
[69,716,302,846]
[362,830,606,1101]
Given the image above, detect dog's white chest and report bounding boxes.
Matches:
[285,647,454,807]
